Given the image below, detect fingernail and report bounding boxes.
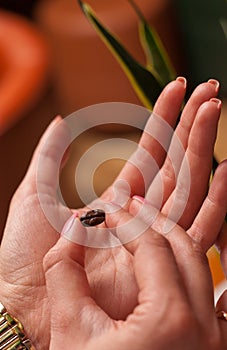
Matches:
[132,195,145,204]
[46,116,62,135]
[176,76,187,88]
[208,79,220,92]
[52,115,62,126]
[61,212,79,235]
[210,98,222,109]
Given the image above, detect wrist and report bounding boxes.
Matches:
[0,302,32,349]
[0,281,50,350]
[0,280,34,348]
[0,279,24,325]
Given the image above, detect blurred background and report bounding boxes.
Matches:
[0,0,226,290]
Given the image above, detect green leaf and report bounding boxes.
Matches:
[128,0,176,86]
[78,0,163,109]
[139,22,176,85]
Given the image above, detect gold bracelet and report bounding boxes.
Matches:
[0,303,32,350]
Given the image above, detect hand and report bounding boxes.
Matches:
[0,78,223,350]
[84,77,224,319]
[45,78,227,348]
[44,200,227,349]
[0,117,72,349]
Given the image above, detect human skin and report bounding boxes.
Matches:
[44,202,227,349]
[0,78,226,349]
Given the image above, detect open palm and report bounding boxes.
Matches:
[0,78,224,350]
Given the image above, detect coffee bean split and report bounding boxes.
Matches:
[80,209,106,227]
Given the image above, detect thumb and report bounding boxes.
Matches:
[43,217,111,347]
[43,235,89,344]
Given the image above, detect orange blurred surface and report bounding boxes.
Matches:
[208,246,225,287]
[0,10,49,135]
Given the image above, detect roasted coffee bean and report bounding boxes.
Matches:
[80,209,106,227]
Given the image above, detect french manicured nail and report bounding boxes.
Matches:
[208,79,220,91]
[132,195,145,204]
[61,212,79,235]
[210,98,222,109]
[176,76,187,88]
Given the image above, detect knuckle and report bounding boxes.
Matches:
[11,182,36,207]
[191,240,205,259]
[43,246,66,275]
[147,231,171,249]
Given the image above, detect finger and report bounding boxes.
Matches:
[127,197,216,324]
[44,235,111,345]
[23,116,71,197]
[2,118,72,263]
[176,79,219,150]
[162,98,221,229]
[188,161,227,252]
[145,80,220,209]
[105,204,188,309]
[44,236,90,344]
[117,78,187,196]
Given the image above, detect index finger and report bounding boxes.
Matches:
[105,204,187,302]
[117,78,187,196]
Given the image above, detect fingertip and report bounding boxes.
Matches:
[42,115,63,138]
[33,116,70,163]
[162,76,187,94]
[105,202,151,253]
[51,115,62,125]
[210,98,222,109]
[153,78,187,124]
[191,80,220,102]
[213,160,227,184]
[61,213,88,250]
[45,116,70,143]
[35,116,71,182]
[194,97,221,125]
[207,79,220,92]
[176,76,187,88]
[132,195,145,204]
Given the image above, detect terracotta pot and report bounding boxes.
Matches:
[35,0,184,119]
[0,10,49,134]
